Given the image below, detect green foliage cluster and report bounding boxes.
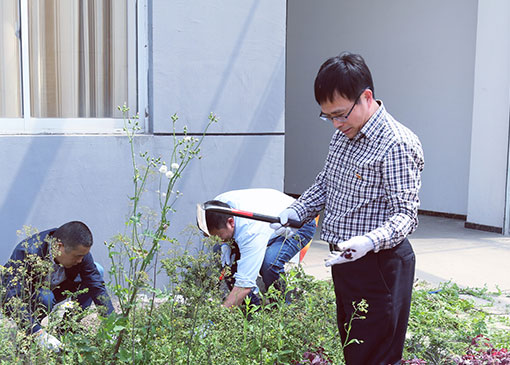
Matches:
[142,261,345,364]
[0,240,346,364]
[106,106,217,358]
[1,245,510,363]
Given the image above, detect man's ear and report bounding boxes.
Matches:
[227,217,235,229]
[362,88,373,103]
[54,240,65,254]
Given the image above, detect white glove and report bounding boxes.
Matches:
[270,208,300,238]
[220,244,234,266]
[324,236,374,267]
[34,329,62,353]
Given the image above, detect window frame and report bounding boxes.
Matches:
[0,0,148,135]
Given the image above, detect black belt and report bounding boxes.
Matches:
[329,243,342,252]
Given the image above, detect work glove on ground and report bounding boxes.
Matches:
[325,236,374,267]
[220,243,234,266]
[270,208,300,238]
[34,329,62,353]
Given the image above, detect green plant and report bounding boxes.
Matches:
[341,298,368,349]
[105,105,218,361]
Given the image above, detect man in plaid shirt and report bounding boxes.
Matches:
[273,52,424,364]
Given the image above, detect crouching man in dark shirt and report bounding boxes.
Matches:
[1,221,114,352]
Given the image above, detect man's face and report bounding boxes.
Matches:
[55,242,90,268]
[320,90,372,139]
[208,217,235,242]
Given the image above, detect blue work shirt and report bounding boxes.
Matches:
[1,228,114,333]
[215,189,296,291]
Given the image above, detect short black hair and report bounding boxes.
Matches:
[204,200,233,232]
[52,221,93,251]
[314,52,375,105]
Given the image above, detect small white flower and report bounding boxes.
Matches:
[165,171,174,179]
[61,301,76,310]
[171,163,179,170]
[183,136,191,142]
[159,165,168,174]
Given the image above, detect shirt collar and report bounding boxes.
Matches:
[354,100,385,142]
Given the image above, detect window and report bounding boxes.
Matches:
[0,0,147,134]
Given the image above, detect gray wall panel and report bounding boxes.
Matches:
[467,0,510,229]
[152,0,286,134]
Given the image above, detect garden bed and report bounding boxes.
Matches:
[1,268,510,363]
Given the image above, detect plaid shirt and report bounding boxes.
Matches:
[291,101,424,252]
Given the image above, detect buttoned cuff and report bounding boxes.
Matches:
[365,232,380,252]
[288,204,305,222]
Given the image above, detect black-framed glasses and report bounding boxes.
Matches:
[319,88,367,123]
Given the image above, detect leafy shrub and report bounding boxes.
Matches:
[146,260,346,364]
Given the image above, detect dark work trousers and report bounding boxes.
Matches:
[331,238,415,365]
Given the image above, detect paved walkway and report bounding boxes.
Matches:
[300,215,510,292]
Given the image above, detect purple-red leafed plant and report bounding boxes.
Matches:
[292,346,333,365]
[453,334,510,364]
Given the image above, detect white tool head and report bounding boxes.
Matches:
[196,203,210,236]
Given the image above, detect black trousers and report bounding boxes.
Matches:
[332,238,415,365]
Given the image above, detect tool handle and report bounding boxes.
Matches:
[204,205,303,228]
[239,210,303,229]
[284,218,303,228]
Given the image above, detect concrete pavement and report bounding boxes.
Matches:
[300,215,510,292]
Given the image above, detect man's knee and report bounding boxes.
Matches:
[260,259,283,278]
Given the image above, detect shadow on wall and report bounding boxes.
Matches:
[204,0,259,121]
[207,2,285,191]
[176,0,285,197]
[0,137,62,254]
[173,50,286,203]
[218,50,285,192]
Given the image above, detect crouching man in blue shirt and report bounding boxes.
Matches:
[1,221,114,352]
[198,188,316,308]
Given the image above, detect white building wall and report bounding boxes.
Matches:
[286,0,478,217]
[466,0,510,231]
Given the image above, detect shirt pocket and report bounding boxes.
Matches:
[351,160,383,200]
